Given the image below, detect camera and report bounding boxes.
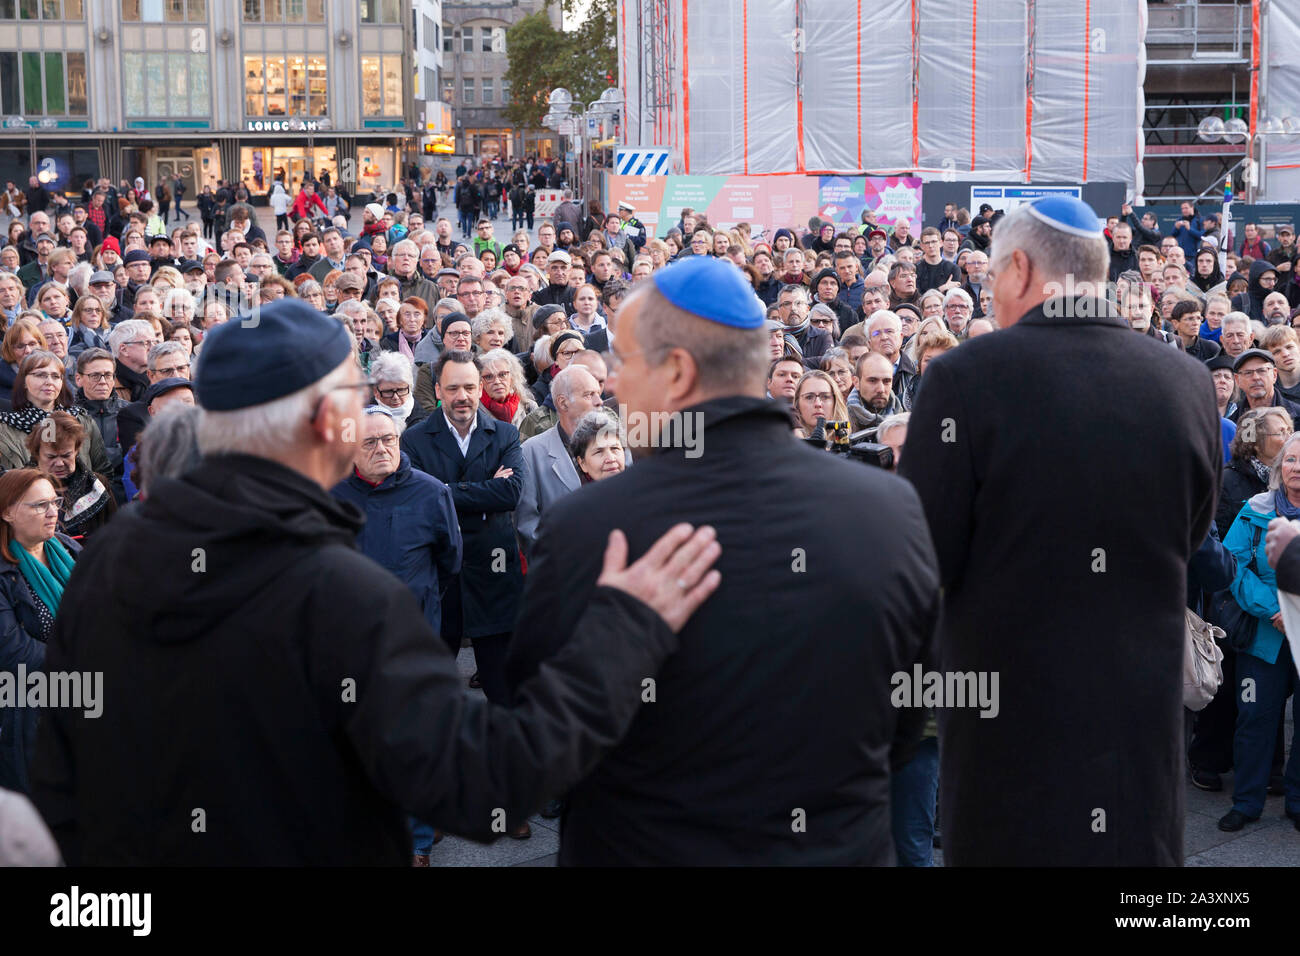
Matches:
[803,418,894,469]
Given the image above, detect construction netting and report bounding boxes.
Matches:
[618,0,1147,188]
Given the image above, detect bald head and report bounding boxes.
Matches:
[552,364,602,430]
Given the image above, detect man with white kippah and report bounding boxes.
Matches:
[901,196,1221,866]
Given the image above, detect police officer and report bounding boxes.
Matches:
[617,200,648,251]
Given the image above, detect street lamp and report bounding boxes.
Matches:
[544,87,624,206]
[5,115,57,179]
[1198,113,1300,202]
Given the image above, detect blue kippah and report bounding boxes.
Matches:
[652,256,765,330]
[195,298,353,411]
[1024,196,1105,239]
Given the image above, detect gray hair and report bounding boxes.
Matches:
[532,334,552,367]
[471,307,511,340]
[551,364,597,407]
[135,403,202,496]
[568,408,626,461]
[1269,431,1300,490]
[392,239,419,257]
[779,283,810,304]
[919,289,944,309]
[877,411,911,444]
[197,359,354,459]
[67,261,93,297]
[147,340,189,371]
[163,287,195,319]
[363,403,406,435]
[333,300,369,324]
[624,283,769,395]
[369,351,414,387]
[989,202,1109,288]
[108,319,156,358]
[479,347,535,410]
[942,287,973,307]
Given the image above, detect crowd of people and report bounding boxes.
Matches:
[0,154,1296,867]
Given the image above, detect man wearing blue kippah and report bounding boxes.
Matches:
[506,255,941,865]
[901,197,1221,866]
[29,298,722,865]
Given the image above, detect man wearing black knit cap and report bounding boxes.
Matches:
[29,298,722,865]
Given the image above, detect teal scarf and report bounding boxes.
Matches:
[16,537,74,615]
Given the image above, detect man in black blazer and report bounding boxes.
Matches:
[399,350,526,711]
[901,197,1221,866]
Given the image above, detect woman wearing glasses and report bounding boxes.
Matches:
[0,352,112,476]
[67,296,111,358]
[0,468,82,794]
[368,352,428,429]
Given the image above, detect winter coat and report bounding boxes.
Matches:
[0,407,111,477]
[1223,491,1288,663]
[1231,260,1279,322]
[901,294,1220,866]
[28,453,680,864]
[331,453,462,635]
[1217,456,1268,537]
[0,533,81,794]
[506,397,940,865]
[399,407,525,640]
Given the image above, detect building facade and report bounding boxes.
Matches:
[0,0,452,200]
[441,0,557,163]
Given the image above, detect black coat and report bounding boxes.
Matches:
[1217,457,1267,538]
[28,454,681,864]
[0,533,81,794]
[900,297,1220,866]
[505,397,941,865]
[400,407,525,640]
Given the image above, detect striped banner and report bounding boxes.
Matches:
[615,147,672,176]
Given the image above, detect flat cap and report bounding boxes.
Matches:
[194,298,353,411]
[1233,348,1275,372]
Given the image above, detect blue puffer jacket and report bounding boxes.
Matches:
[1223,491,1286,664]
[0,532,81,794]
[331,453,462,635]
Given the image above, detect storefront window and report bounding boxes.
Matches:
[247,52,326,117]
[308,56,327,116]
[1,0,82,17]
[357,148,397,193]
[240,146,338,196]
[244,55,263,115]
[124,0,210,19]
[287,55,307,115]
[361,55,404,117]
[359,0,400,24]
[1,50,89,116]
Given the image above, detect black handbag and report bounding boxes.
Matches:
[1207,523,1263,652]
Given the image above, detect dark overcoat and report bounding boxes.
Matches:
[900,296,1220,866]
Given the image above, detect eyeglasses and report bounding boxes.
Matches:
[81,371,114,382]
[557,347,582,359]
[123,339,152,348]
[26,371,62,382]
[800,392,834,404]
[361,434,399,450]
[154,364,190,377]
[21,497,62,514]
[480,371,510,384]
[375,385,410,400]
[1237,367,1274,378]
[312,378,376,421]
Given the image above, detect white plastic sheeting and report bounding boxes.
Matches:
[1262,0,1300,201]
[618,0,1146,186]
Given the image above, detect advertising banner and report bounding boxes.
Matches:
[607,175,924,238]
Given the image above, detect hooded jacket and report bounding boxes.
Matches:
[28,453,681,864]
[1231,260,1278,322]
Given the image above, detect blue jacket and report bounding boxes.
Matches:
[1173,218,1205,261]
[0,532,81,794]
[1224,491,1286,663]
[331,453,462,635]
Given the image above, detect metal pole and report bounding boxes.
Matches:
[29,125,36,179]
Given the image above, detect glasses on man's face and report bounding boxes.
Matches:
[361,434,399,451]
[22,497,62,514]
[810,317,834,328]
[375,385,410,401]
[82,371,114,383]
[124,339,152,348]
[1238,367,1274,379]
[155,364,190,378]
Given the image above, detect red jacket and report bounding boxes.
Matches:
[291,191,327,220]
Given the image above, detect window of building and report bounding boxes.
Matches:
[481,26,493,52]
[461,26,473,53]
[123,51,209,117]
[359,0,400,25]
[500,78,510,104]
[443,25,453,54]
[361,54,404,116]
[481,78,493,106]
[242,0,324,21]
[0,50,88,115]
[462,78,474,107]
[121,0,205,20]
[442,77,454,105]
[245,53,326,116]
[423,68,435,100]
[1,0,82,17]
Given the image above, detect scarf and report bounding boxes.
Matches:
[1276,487,1300,520]
[1251,457,1273,485]
[0,405,85,433]
[60,466,110,534]
[481,391,520,424]
[15,535,74,615]
[398,332,415,363]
